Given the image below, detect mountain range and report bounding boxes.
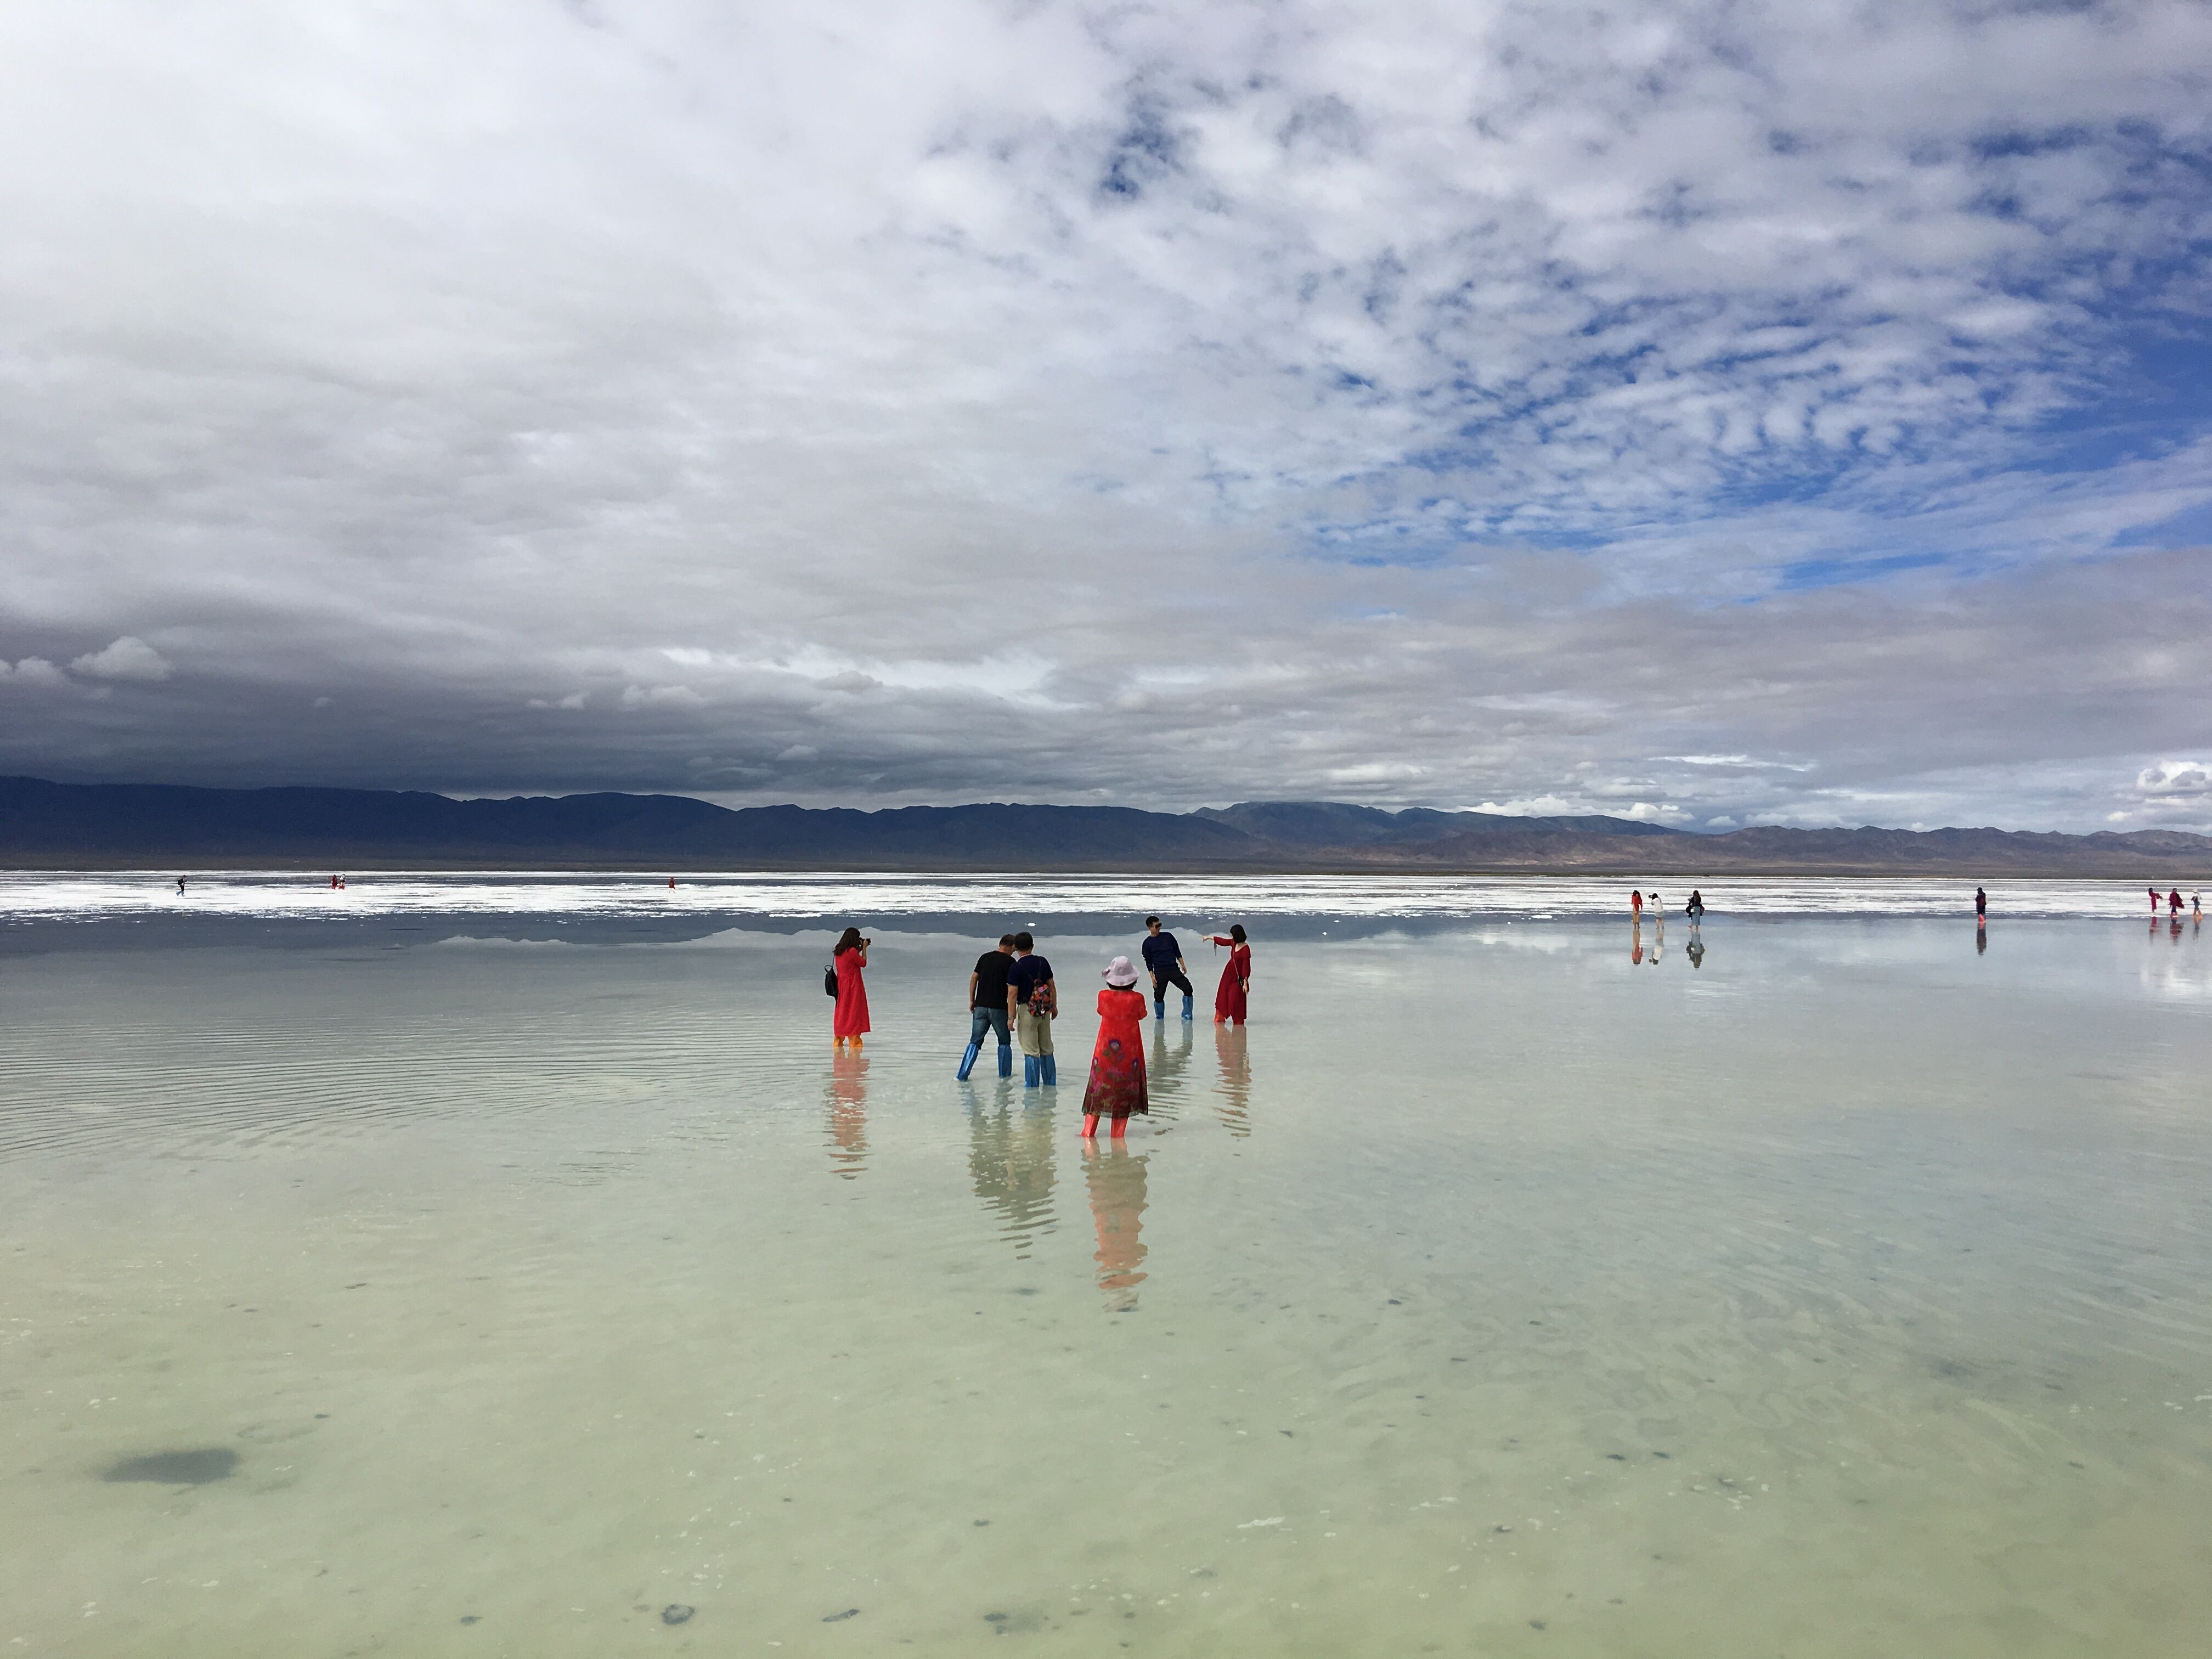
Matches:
[3,776,2208,876]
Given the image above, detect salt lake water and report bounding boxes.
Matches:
[3,873,2209,1657]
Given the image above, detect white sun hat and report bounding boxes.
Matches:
[1102,955,1140,988]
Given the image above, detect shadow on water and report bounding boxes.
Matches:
[103,1448,239,1485]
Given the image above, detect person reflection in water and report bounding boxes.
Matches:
[1213,1021,1251,1136]
[967,1099,1057,1259]
[1630,919,1644,966]
[1146,1014,1195,1124]
[1686,936,1705,970]
[827,1046,870,1180]
[1082,1140,1149,1309]
[1976,926,1987,956]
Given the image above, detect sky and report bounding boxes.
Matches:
[3,1,2211,832]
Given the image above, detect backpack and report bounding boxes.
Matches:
[824,962,839,997]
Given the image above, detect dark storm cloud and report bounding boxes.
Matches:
[4,1,2211,828]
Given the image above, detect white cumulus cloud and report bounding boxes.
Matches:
[69,637,172,682]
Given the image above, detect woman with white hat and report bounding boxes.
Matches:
[1081,956,1150,1139]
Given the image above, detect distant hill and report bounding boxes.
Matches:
[1,776,2207,876]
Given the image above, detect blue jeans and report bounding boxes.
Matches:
[969,1005,1011,1046]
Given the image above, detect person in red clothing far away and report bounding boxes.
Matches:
[832,926,871,1051]
[1631,889,1644,923]
[1207,925,1251,1024]
[1081,957,1149,1139]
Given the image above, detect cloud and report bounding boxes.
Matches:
[618,684,705,709]
[68,637,173,681]
[1,657,67,687]
[1325,762,1427,785]
[1,2,2210,826]
[2136,760,2212,800]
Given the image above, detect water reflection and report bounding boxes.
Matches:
[1630,919,1644,965]
[826,1049,869,1180]
[1686,936,1706,969]
[1082,1142,1149,1309]
[1977,919,1988,955]
[966,1105,1058,1257]
[1213,1022,1251,1136]
[1146,1020,1196,1122]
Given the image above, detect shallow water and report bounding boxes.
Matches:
[3,884,2210,1657]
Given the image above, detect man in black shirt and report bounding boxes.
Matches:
[1140,916,1193,1022]
[959,934,1017,1080]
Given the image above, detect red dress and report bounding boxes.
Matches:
[1081,989,1149,1117]
[1209,939,1250,1023]
[833,949,871,1038]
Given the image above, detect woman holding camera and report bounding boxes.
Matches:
[832,926,871,1050]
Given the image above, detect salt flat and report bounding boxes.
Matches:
[2,882,2208,1656]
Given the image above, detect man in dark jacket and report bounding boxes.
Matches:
[1141,916,1194,1022]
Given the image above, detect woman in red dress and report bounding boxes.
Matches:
[1081,957,1149,1139]
[1207,924,1251,1024]
[832,926,871,1049]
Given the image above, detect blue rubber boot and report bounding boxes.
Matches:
[1154,997,1165,1020]
[1181,992,1194,1021]
[997,1043,1013,1078]
[1023,1054,1040,1088]
[1040,1055,1057,1086]
[957,1041,981,1081]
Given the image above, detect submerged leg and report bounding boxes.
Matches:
[1181,992,1193,1021]
[1108,1113,1128,1139]
[1040,1054,1057,1086]
[1082,1113,1099,1138]
[1024,1054,1041,1087]
[957,1041,981,1080]
[997,1042,1013,1077]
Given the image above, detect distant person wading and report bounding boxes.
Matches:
[1207,925,1251,1025]
[831,927,871,1051]
[958,933,1017,1081]
[1081,957,1150,1138]
[1009,933,1058,1088]
[1141,916,1194,1022]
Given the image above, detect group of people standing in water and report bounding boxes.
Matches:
[2148,885,2202,919]
[825,917,1254,1140]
